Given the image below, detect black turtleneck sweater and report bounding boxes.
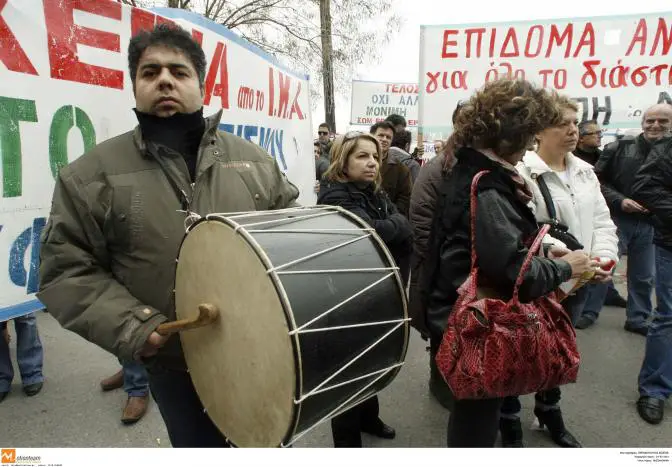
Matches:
[573,146,602,166]
[134,108,206,182]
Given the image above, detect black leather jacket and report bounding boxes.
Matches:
[632,138,672,251]
[595,135,671,222]
[422,148,572,340]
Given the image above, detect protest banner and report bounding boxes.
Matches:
[0,0,314,321]
[350,80,419,127]
[419,13,672,143]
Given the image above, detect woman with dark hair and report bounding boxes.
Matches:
[423,79,596,447]
[318,131,413,447]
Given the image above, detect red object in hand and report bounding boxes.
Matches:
[594,258,616,272]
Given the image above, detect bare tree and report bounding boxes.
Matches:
[122,0,402,127]
[319,0,335,132]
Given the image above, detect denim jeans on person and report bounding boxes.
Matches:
[580,282,611,323]
[581,215,655,326]
[0,313,44,392]
[638,246,672,401]
[122,360,149,397]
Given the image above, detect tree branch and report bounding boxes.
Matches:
[219,0,275,26]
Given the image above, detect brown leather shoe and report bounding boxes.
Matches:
[100,370,123,392]
[121,395,149,425]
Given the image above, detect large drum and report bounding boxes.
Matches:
[173,206,409,447]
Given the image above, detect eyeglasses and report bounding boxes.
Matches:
[582,131,604,137]
[318,131,329,136]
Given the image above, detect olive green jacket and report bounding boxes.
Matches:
[38,110,299,369]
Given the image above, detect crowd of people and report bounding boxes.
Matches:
[312,85,672,447]
[1,22,671,449]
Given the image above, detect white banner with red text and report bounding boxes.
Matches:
[418,13,672,143]
[0,0,314,321]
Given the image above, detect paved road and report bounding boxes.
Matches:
[1,286,670,448]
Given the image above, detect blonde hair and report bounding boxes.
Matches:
[323,133,383,191]
[551,92,579,113]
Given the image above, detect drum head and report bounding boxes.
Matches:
[174,219,296,447]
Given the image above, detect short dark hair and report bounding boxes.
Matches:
[318,123,330,131]
[385,114,407,128]
[370,121,396,135]
[128,24,207,87]
[578,120,599,136]
[391,130,412,149]
[314,140,321,147]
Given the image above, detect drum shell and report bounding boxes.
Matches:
[174,207,409,447]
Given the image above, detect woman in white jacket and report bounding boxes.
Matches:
[497,94,619,449]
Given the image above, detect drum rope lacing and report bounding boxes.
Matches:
[186,206,408,448]
[294,321,406,405]
[178,209,202,232]
[283,362,402,447]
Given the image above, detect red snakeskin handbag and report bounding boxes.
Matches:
[435,170,580,400]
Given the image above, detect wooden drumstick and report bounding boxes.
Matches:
[156,303,220,336]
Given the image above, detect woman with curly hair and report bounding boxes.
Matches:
[318,131,413,447]
[422,78,596,447]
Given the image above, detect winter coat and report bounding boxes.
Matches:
[632,138,672,251]
[423,147,572,340]
[317,181,412,277]
[381,153,412,217]
[38,110,299,370]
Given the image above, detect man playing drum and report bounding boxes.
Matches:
[38,24,299,447]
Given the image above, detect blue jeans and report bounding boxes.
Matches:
[638,246,672,400]
[0,313,44,392]
[122,360,149,397]
[584,216,655,327]
[581,282,610,322]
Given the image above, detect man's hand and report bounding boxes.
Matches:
[137,331,169,358]
[621,198,649,214]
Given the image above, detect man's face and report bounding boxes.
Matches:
[373,127,394,154]
[434,140,443,154]
[318,126,330,143]
[134,45,203,117]
[642,106,672,142]
[578,123,602,149]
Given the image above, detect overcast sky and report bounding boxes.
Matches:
[311,0,671,134]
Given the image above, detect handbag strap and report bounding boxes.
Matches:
[469,170,551,302]
[535,174,557,220]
